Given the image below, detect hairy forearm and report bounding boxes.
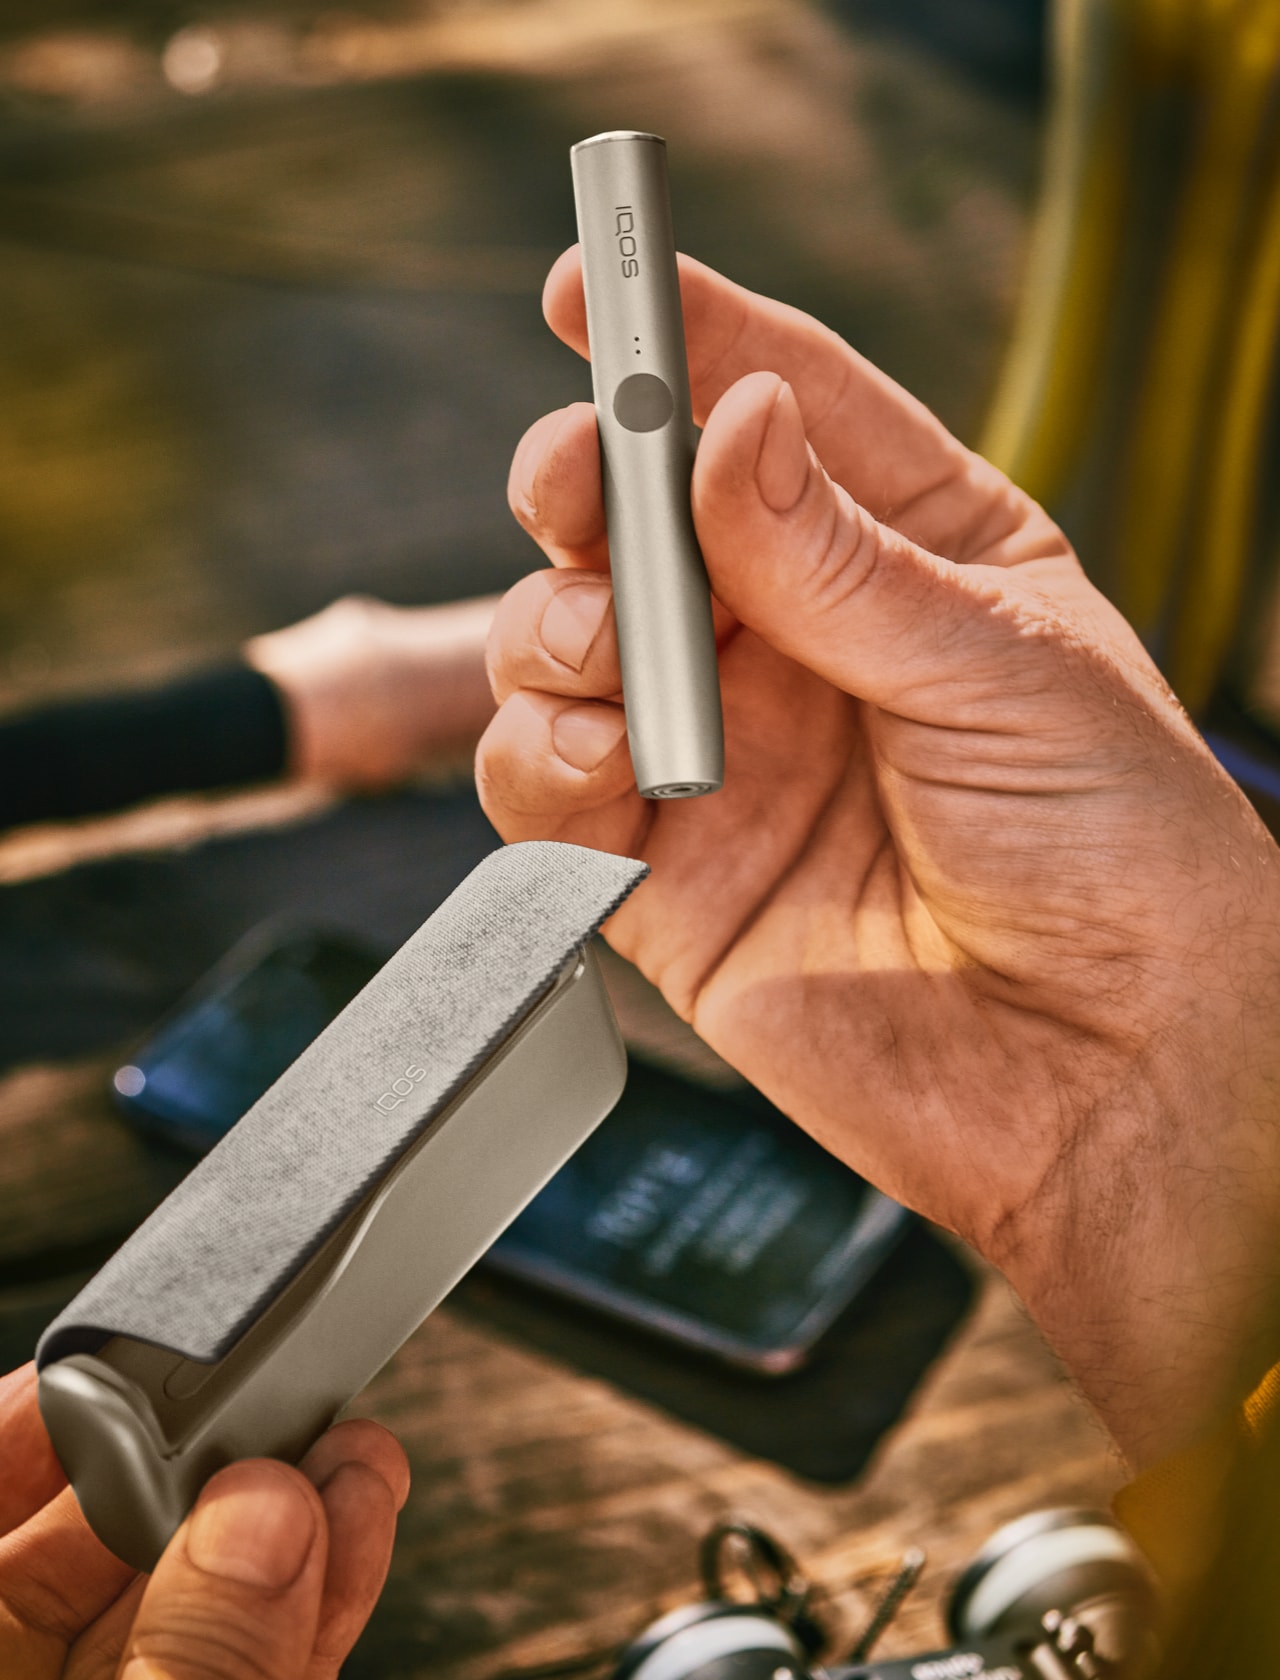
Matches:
[993,1048,1280,1469]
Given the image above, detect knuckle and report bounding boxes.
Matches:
[485,574,550,695]
[489,572,617,700]
[802,482,878,615]
[0,1573,88,1645]
[507,405,579,532]
[508,480,541,536]
[475,703,540,818]
[512,404,604,552]
[128,1601,285,1680]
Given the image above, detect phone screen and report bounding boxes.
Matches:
[112,929,380,1154]
[488,1059,904,1370]
[113,929,905,1369]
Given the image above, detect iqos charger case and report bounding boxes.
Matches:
[37,841,648,1569]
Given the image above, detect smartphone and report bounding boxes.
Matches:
[487,1060,907,1372]
[111,925,907,1371]
[110,922,384,1155]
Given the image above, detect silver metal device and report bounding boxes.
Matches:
[37,843,646,1570]
[571,131,724,799]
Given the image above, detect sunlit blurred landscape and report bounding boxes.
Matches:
[0,0,1042,708]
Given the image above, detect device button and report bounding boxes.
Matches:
[613,372,674,432]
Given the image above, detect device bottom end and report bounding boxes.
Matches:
[642,781,721,800]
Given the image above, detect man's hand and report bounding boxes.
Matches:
[0,1361,408,1679]
[478,247,1280,1469]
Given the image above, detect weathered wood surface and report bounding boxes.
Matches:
[0,797,1124,1678]
[343,1270,1121,1677]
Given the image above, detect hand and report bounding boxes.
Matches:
[478,248,1280,1468]
[0,1361,409,1679]
[246,594,497,792]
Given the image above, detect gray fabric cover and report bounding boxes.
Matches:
[38,842,648,1369]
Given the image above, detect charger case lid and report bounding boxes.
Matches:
[37,840,649,1374]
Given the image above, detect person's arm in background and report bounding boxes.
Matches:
[478,248,1280,1479]
[0,595,498,831]
[0,1361,408,1680]
[245,594,497,791]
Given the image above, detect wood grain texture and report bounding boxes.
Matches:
[337,1267,1122,1676]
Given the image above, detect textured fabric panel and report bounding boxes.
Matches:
[38,842,647,1368]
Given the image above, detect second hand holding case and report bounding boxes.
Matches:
[36,841,648,1570]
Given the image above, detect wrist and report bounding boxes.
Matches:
[989,1045,1280,1471]
[245,595,497,791]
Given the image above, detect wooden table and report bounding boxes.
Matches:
[0,790,1124,1679]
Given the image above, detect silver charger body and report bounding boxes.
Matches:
[36,842,647,1570]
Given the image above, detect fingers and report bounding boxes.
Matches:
[115,1460,326,1680]
[64,1577,146,1680]
[0,1366,66,1537]
[476,688,640,850]
[478,570,646,851]
[541,246,1062,567]
[60,1425,407,1680]
[297,1418,408,1677]
[691,372,1067,727]
[485,570,620,705]
[507,402,608,571]
[479,594,858,1014]
[297,1418,409,1515]
[305,1463,397,1680]
[0,1487,135,1676]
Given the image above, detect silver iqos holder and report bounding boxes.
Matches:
[37,842,648,1570]
[571,130,724,799]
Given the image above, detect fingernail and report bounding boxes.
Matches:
[312,1455,402,1510]
[552,703,628,772]
[540,583,607,672]
[186,1462,317,1590]
[755,381,810,513]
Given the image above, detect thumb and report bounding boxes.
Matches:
[117,1461,326,1680]
[693,372,1033,723]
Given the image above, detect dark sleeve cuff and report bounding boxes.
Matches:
[0,661,289,831]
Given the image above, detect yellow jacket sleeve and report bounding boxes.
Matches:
[1112,1362,1280,1593]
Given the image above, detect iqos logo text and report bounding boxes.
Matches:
[374,1063,427,1113]
[615,207,639,277]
